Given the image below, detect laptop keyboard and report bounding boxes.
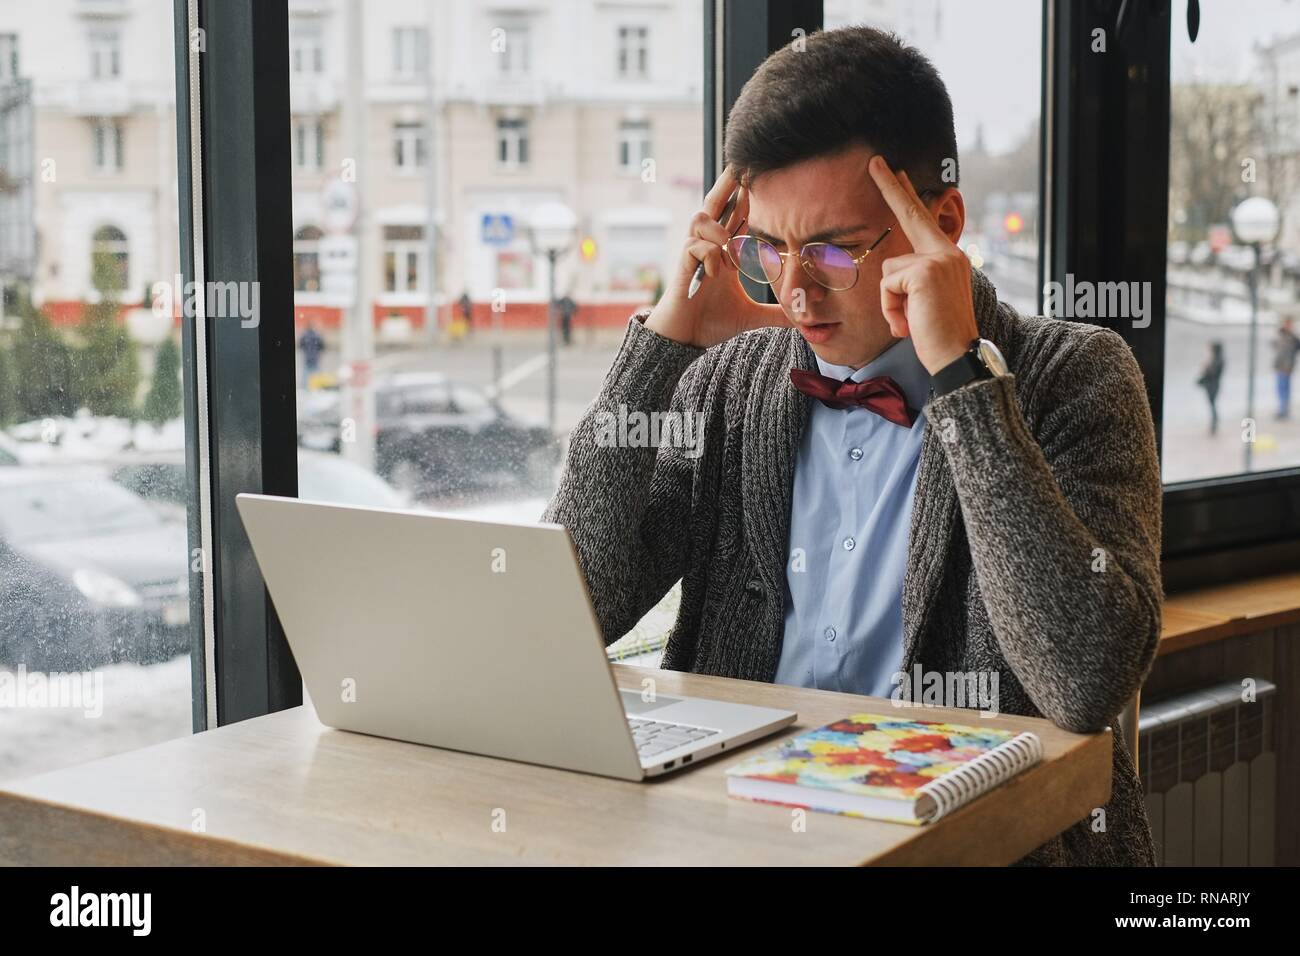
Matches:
[628,717,720,760]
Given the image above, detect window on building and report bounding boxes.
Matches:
[91,224,129,292]
[393,121,426,170]
[0,34,18,81]
[294,225,324,292]
[289,21,324,74]
[495,19,531,77]
[92,119,123,172]
[393,26,428,79]
[496,116,529,168]
[293,119,324,171]
[383,225,424,293]
[617,25,649,79]
[606,223,665,292]
[88,27,121,80]
[495,249,534,290]
[618,119,652,173]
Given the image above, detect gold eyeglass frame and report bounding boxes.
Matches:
[724,188,939,293]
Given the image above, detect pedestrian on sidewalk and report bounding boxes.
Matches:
[557,293,578,346]
[1274,317,1300,420]
[298,319,325,378]
[1196,340,1224,436]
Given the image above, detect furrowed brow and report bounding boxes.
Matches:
[746,223,878,247]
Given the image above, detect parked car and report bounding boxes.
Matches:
[0,466,189,671]
[297,372,559,495]
[108,449,412,520]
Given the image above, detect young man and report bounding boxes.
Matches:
[542,26,1162,866]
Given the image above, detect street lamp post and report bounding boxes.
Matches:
[526,201,577,434]
[1230,196,1280,472]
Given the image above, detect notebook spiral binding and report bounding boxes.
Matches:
[915,732,1044,822]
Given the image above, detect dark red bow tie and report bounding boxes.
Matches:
[789,368,918,428]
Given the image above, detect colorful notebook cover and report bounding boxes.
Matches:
[724,712,1042,824]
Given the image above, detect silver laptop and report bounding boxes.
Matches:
[235,493,796,780]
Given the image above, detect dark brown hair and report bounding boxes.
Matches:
[724,26,958,191]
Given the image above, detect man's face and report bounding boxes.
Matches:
[744,142,964,369]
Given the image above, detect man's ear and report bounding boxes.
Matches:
[929,187,966,245]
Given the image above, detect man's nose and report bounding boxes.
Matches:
[778,255,825,313]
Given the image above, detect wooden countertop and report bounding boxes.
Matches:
[0,665,1112,867]
[1160,570,1300,654]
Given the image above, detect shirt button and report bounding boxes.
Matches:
[842,536,855,551]
[824,626,837,642]
[849,447,863,461]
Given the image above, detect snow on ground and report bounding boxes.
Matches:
[0,656,192,786]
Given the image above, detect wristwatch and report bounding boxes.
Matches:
[929,337,1009,399]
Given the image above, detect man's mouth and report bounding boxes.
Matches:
[796,320,839,343]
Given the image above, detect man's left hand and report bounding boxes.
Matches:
[868,154,980,376]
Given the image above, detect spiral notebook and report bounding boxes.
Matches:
[724,712,1043,825]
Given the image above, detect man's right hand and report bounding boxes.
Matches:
[644,165,789,349]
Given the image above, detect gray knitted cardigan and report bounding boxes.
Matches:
[542,267,1163,866]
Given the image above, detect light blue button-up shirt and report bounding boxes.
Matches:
[775,335,931,698]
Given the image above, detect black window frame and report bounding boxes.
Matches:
[175,0,300,731]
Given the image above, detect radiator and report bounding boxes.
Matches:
[1139,679,1276,866]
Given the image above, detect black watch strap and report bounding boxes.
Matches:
[930,339,994,399]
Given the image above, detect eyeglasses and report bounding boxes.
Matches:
[725,188,938,293]
[724,227,894,292]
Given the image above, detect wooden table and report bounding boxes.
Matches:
[0,665,1112,866]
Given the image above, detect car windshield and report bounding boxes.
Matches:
[0,478,163,544]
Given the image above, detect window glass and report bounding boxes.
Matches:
[288,0,704,664]
[0,1,192,783]
[825,0,1044,318]
[1162,0,1300,483]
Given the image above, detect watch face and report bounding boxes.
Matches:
[976,339,1008,376]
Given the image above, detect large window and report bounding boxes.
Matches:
[285,0,705,666]
[0,0,190,783]
[1162,0,1300,484]
[826,0,1043,318]
[23,0,1274,757]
